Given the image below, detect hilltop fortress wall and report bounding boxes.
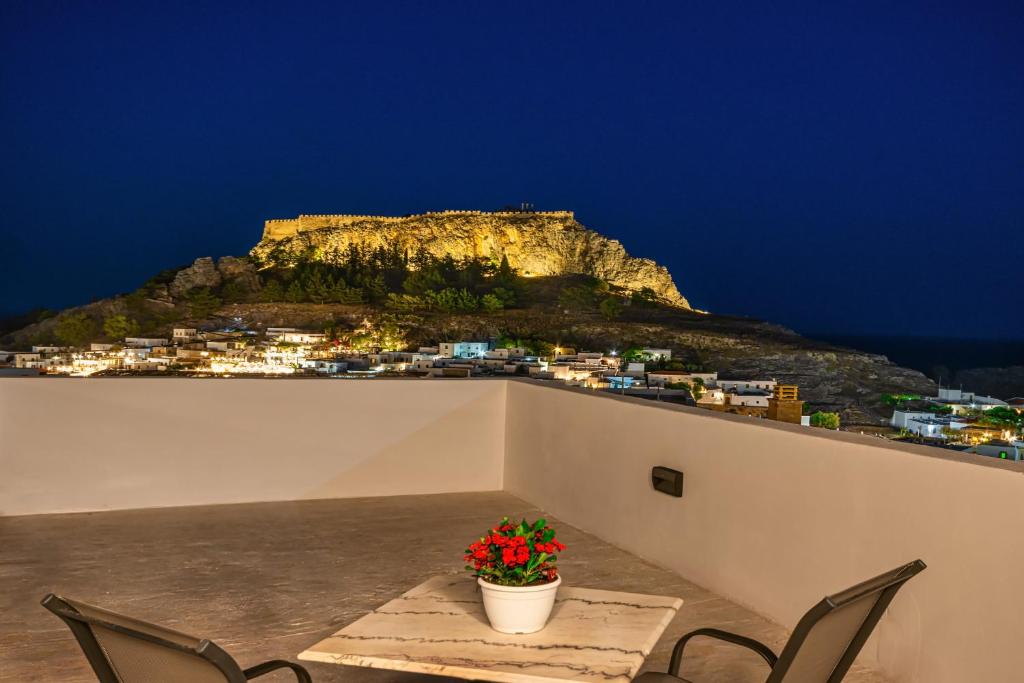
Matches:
[263,210,576,241]
[253,209,689,308]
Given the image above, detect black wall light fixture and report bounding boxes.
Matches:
[652,466,683,497]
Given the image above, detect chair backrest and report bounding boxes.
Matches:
[766,559,926,683]
[41,594,246,683]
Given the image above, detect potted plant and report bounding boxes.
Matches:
[464,516,566,634]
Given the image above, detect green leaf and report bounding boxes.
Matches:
[534,518,546,531]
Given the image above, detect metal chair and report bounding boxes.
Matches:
[638,559,926,683]
[41,594,312,683]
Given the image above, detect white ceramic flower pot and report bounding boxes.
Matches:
[478,575,562,634]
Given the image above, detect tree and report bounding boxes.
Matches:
[481,294,504,312]
[103,314,140,341]
[260,279,284,302]
[403,267,445,296]
[327,277,364,304]
[304,270,331,304]
[621,347,644,363]
[978,407,1024,432]
[363,274,388,303]
[810,412,841,429]
[492,286,517,307]
[599,297,623,321]
[335,285,365,305]
[54,313,98,347]
[495,255,515,284]
[285,280,306,303]
[433,288,479,313]
[184,287,222,318]
[690,376,705,400]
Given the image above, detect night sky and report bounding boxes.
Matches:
[2,2,1021,339]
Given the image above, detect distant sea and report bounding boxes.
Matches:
[806,335,1024,378]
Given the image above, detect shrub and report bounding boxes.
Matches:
[481,294,504,312]
[810,411,841,429]
[630,287,659,307]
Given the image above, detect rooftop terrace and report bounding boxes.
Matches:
[0,492,883,683]
[2,377,1022,683]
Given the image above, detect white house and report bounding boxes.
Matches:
[173,328,198,340]
[301,359,347,374]
[930,387,1007,414]
[268,330,326,344]
[698,387,726,405]
[625,362,646,378]
[647,371,718,388]
[718,379,777,394]
[206,340,246,352]
[13,352,42,369]
[892,410,977,437]
[32,346,66,353]
[124,337,169,348]
[530,364,571,380]
[728,391,771,408]
[891,410,936,429]
[439,342,489,358]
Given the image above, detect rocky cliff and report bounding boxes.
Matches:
[250,211,690,308]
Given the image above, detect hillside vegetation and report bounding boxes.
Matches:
[2,251,934,423]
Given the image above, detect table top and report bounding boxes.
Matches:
[298,575,683,683]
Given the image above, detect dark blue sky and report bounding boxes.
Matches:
[2,1,1021,338]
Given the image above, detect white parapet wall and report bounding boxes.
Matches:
[503,381,1024,683]
[3,377,1023,682]
[0,378,506,515]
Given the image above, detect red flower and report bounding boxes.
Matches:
[466,518,565,585]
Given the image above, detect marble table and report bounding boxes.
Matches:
[298,575,683,683]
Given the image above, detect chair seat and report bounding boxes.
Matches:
[634,673,693,683]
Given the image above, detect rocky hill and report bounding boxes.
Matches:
[2,211,938,422]
[251,211,689,307]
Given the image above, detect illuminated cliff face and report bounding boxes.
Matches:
[251,210,690,308]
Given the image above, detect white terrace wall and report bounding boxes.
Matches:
[503,381,1024,683]
[4,377,1023,681]
[0,378,506,515]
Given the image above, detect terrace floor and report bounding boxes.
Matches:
[0,492,887,683]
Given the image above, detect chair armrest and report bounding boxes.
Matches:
[668,628,778,675]
[243,659,312,682]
